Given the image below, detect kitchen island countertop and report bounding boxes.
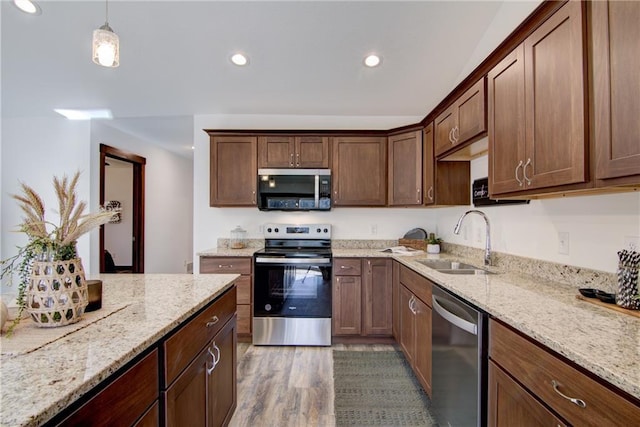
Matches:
[0,273,239,427]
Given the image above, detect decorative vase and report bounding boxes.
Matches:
[26,254,88,327]
[427,244,441,254]
[616,249,640,310]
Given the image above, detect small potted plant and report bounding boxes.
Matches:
[0,171,114,334]
[426,234,443,254]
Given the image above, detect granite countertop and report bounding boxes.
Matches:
[0,273,239,427]
[198,247,259,257]
[333,249,640,401]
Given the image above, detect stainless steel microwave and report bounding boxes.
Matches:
[257,169,331,211]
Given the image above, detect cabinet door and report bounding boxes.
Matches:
[413,296,432,397]
[423,124,435,205]
[457,78,486,143]
[332,275,362,335]
[209,318,237,427]
[523,0,587,190]
[488,45,526,195]
[258,136,295,168]
[210,136,257,206]
[164,346,209,427]
[488,361,567,427]
[362,258,393,336]
[434,104,457,157]
[295,136,330,168]
[332,136,387,206]
[399,285,415,366]
[592,0,640,182]
[388,130,423,206]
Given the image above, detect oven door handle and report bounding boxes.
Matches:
[432,295,478,336]
[255,257,332,265]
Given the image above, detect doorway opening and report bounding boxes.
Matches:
[100,144,146,273]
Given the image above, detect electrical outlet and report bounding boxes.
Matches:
[371,224,378,235]
[558,232,570,255]
[624,236,640,250]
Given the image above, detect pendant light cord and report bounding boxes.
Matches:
[105,0,109,25]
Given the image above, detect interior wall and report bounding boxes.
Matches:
[104,161,134,266]
[434,149,640,274]
[1,117,92,296]
[91,121,194,273]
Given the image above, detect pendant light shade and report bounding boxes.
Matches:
[92,0,119,67]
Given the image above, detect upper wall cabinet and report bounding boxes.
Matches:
[388,130,423,206]
[423,123,471,206]
[489,0,587,197]
[592,0,640,185]
[210,135,257,206]
[258,135,330,168]
[332,136,387,206]
[434,78,486,158]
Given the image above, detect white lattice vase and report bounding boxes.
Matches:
[27,256,88,327]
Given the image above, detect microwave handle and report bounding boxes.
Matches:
[315,175,319,208]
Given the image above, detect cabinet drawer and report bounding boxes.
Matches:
[164,286,236,387]
[334,258,362,276]
[59,349,159,426]
[490,320,640,426]
[399,265,432,307]
[200,257,252,274]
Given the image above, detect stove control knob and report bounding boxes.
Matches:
[265,304,272,312]
[323,228,328,233]
[274,228,279,233]
[316,228,321,233]
[267,228,272,233]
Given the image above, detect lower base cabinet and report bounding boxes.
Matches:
[398,265,432,396]
[164,318,237,427]
[489,319,640,426]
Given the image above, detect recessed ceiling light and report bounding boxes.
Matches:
[231,53,248,66]
[364,54,381,68]
[13,0,41,15]
[54,109,113,120]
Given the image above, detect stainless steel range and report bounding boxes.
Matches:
[252,223,332,346]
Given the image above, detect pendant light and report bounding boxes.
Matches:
[92,0,119,68]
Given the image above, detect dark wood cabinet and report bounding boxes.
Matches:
[490,319,640,427]
[258,135,330,168]
[209,135,257,206]
[488,1,587,197]
[423,123,471,206]
[58,350,159,427]
[398,265,432,396]
[165,319,236,427]
[362,258,393,336]
[332,258,392,337]
[388,130,422,206]
[488,361,567,427]
[592,0,640,185]
[391,261,401,341]
[200,257,252,337]
[332,136,387,206]
[435,78,486,157]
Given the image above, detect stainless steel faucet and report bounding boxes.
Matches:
[454,209,492,266]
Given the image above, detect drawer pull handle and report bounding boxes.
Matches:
[551,380,586,408]
[218,264,233,268]
[206,316,219,327]
[212,342,221,366]
[340,266,352,269]
[206,346,216,375]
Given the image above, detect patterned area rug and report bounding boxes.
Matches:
[333,350,437,426]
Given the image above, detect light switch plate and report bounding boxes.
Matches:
[558,232,570,255]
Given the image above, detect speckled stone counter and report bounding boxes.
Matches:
[0,273,239,427]
[334,249,640,401]
[197,247,259,257]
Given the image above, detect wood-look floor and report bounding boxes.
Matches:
[229,343,396,427]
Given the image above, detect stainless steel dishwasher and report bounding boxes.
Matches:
[431,285,488,427]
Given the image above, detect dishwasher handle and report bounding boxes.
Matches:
[432,295,478,336]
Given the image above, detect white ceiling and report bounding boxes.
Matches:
[1,0,541,157]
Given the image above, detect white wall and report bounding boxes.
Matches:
[104,162,134,266]
[434,150,640,274]
[1,117,92,295]
[92,121,194,273]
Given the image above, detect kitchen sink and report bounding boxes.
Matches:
[416,259,495,275]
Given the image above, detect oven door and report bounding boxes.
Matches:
[254,257,332,318]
